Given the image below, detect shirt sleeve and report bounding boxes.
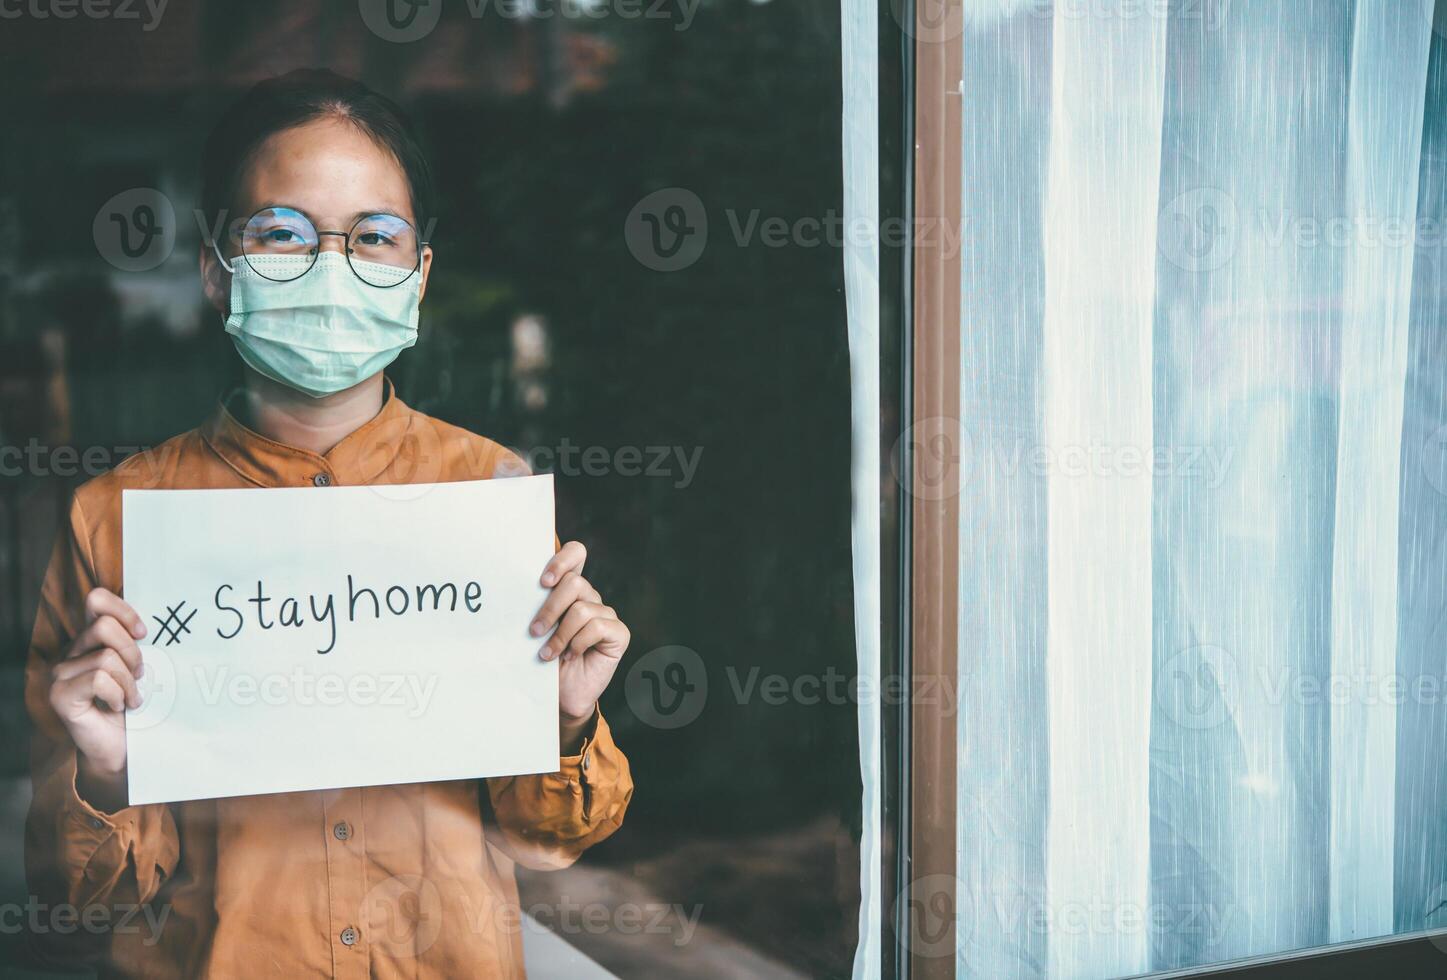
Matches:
[483,708,633,870]
[24,494,180,964]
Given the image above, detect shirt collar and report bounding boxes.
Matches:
[201,378,418,488]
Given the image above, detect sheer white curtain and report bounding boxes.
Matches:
[957,1,1446,977]
[841,0,881,977]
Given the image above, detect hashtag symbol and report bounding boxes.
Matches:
[151,602,196,647]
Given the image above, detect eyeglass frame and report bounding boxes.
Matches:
[210,206,431,289]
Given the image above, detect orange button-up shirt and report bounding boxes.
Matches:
[24,386,632,979]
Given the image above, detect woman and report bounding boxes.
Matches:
[25,69,632,978]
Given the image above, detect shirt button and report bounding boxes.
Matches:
[333,821,351,841]
[340,926,358,946]
[312,473,331,487]
[89,817,105,830]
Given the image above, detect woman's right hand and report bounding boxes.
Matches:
[47,587,146,809]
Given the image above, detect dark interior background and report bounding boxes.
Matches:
[0,1,860,975]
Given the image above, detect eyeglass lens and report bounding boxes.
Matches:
[239,207,420,287]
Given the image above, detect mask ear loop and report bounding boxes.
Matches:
[211,238,236,274]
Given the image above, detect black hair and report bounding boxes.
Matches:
[200,68,435,233]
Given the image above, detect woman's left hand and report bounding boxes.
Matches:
[531,541,630,752]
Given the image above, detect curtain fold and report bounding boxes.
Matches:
[841,0,881,976]
[957,1,1444,976]
[1328,0,1434,943]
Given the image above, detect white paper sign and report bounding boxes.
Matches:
[121,475,558,805]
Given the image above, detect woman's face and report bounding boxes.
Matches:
[200,115,433,315]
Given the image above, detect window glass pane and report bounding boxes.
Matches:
[957,0,1447,975]
[0,3,867,976]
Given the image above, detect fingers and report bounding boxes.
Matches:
[89,670,130,714]
[530,571,601,638]
[54,648,143,708]
[51,652,139,712]
[540,541,587,588]
[540,600,621,662]
[83,588,146,641]
[70,615,144,676]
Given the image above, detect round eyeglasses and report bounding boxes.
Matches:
[214,207,427,288]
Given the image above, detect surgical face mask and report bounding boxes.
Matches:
[219,251,421,398]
